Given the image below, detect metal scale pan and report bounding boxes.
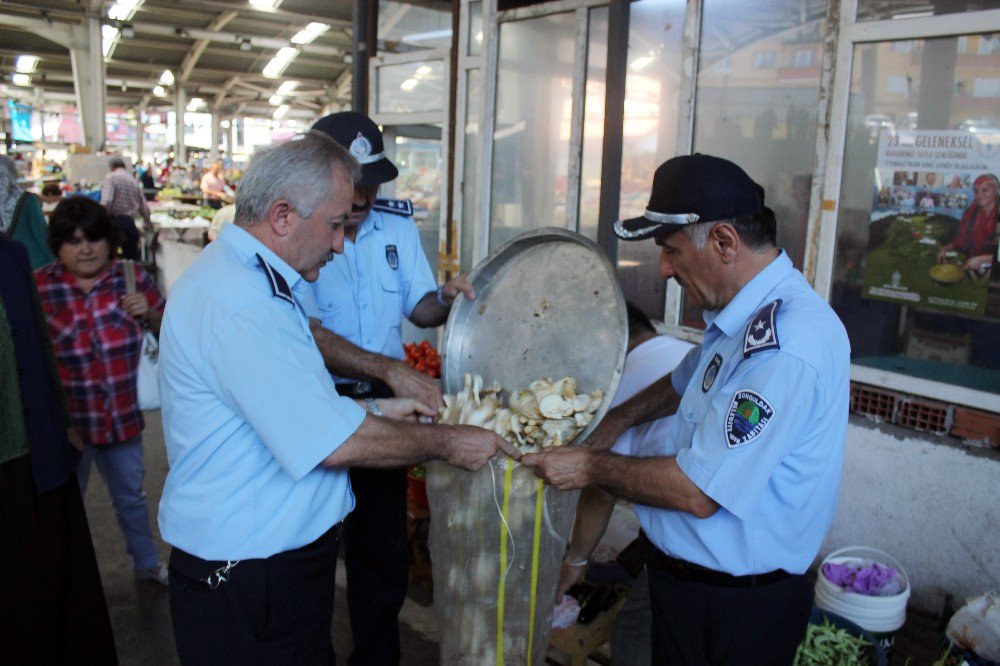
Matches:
[441,227,628,443]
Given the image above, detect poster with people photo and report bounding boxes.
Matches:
[862,130,999,316]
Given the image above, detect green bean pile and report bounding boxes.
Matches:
[793,618,874,665]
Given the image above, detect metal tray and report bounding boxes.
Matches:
[442,227,628,444]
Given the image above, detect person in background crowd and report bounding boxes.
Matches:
[157,130,518,663]
[206,203,236,242]
[138,162,157,197]
[0,235,117,663]
[100,157,152,260]
[524,153,850,664]
[0,154,55,268]
[200,160,228,210]
[937,172,999,276]
[555,302,693,666]
[307,111,475,665]
[35,196,168,587]
[157,157,173,185]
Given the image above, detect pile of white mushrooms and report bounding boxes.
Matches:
[439,373,603,450]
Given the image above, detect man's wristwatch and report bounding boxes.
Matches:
[364,397,382,417]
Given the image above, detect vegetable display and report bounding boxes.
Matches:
[403,341,441,378]
[794,618,874,666]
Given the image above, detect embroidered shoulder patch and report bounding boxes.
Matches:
[372,198,413,217]
[724,390,774,448]
[743,299,782,357]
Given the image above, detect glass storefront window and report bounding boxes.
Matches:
[375,60,446,114]
[615,0,686,320]
[489,12,576,250]
[379,1,452,52]
[390,131,444,276]
[686,0,827,327]
[830,34,1000,394]
[461,68,482,272]
[578,6,609,244]
[856,1,993,22]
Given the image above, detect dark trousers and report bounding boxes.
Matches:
[646,560,813,665]
[168,523,341,665]
[0,454,117,664]
[336,382,410,666]
[111,214,141,260]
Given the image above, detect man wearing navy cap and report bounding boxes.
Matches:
[307,111,473,664]
[524,154,850,664]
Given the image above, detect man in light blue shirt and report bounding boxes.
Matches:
[306,112,475,665]
[524,154,850,664]
[157,131,518,664]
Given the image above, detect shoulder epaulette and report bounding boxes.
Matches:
[256,253,295,305]
[743,299,782,357]
[372,198,413,217]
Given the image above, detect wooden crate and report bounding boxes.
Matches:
[548,596,626,666]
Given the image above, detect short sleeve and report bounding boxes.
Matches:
[203,304,366,481]
[670,345,702,396]
[396,222,436,317]
[675,352,820,520]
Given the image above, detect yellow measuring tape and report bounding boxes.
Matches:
[496,461,514,666]
[526,477,545,663]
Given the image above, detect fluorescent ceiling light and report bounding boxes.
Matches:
[415,65,432,77]
[263,49,297,79]
[117,0,141,7]
[291,22,329,45]
[11,73,31,86]
[107,4,130,20]
[273,104,289,119]
[15,55,39,73]
[275,47,298,61]
[153,85,166,96]
[159,69,174,86]
[102,26,118,57]
[186,97,206,112]
[400,78,419,91]
[249,0,279,8]
[269,94,284,106]
[276,80,299,95]
[403,29,452,43]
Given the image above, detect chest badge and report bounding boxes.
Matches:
[385,244,399,270]
[743,299,782,357]
[702,353,723,392]
[724,389,774,448]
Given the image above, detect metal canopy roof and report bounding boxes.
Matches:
[0,0,355,120]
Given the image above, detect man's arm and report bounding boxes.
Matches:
[322,415,521,471]
[581,373,682,451]
[521,448,719,519]
[556,486,617,598]
[408,273,476,328]
[309,318,442,409]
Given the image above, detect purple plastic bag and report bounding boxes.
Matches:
[822,561,898,595]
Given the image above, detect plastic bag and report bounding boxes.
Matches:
[427,456,577,665]
[137,331,160,410]
[946,592,1000,661]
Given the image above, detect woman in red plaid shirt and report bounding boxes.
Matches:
[35,196,168,585]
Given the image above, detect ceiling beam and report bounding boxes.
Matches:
[128,20,344,58]
[178,10,238,85]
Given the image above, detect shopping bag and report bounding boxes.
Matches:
[137,330,160,410]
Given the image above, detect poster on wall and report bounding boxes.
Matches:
[862,130,999,316]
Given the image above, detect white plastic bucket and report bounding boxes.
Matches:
[814,546,910,657]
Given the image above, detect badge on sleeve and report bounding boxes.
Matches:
[724,390,774,448]
[385,244,399,270]
[702,353,723,392]
[743,299,782,357]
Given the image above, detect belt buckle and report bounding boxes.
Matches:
[353,381,371,396]
[201,560,239,589]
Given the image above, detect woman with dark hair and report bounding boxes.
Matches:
[34,196,168,585]
[938,173,999,275]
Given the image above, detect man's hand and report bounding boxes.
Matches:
[521,446,592,490]
[440,273,476,304]
[443,425,521,471]
[367,397,437,422]
[385,361,443,411]
[556,560,588,601]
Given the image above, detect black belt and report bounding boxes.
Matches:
[335,380,392,398]
[640,532,793,588]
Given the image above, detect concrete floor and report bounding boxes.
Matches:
[83,410,945,665]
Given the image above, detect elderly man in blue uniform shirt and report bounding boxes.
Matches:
[524,154,850,665]
[157,131,519,664]
[305,111,473,665]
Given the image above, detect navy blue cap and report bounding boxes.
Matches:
[614,154,763,241]
[311,111,398,188]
